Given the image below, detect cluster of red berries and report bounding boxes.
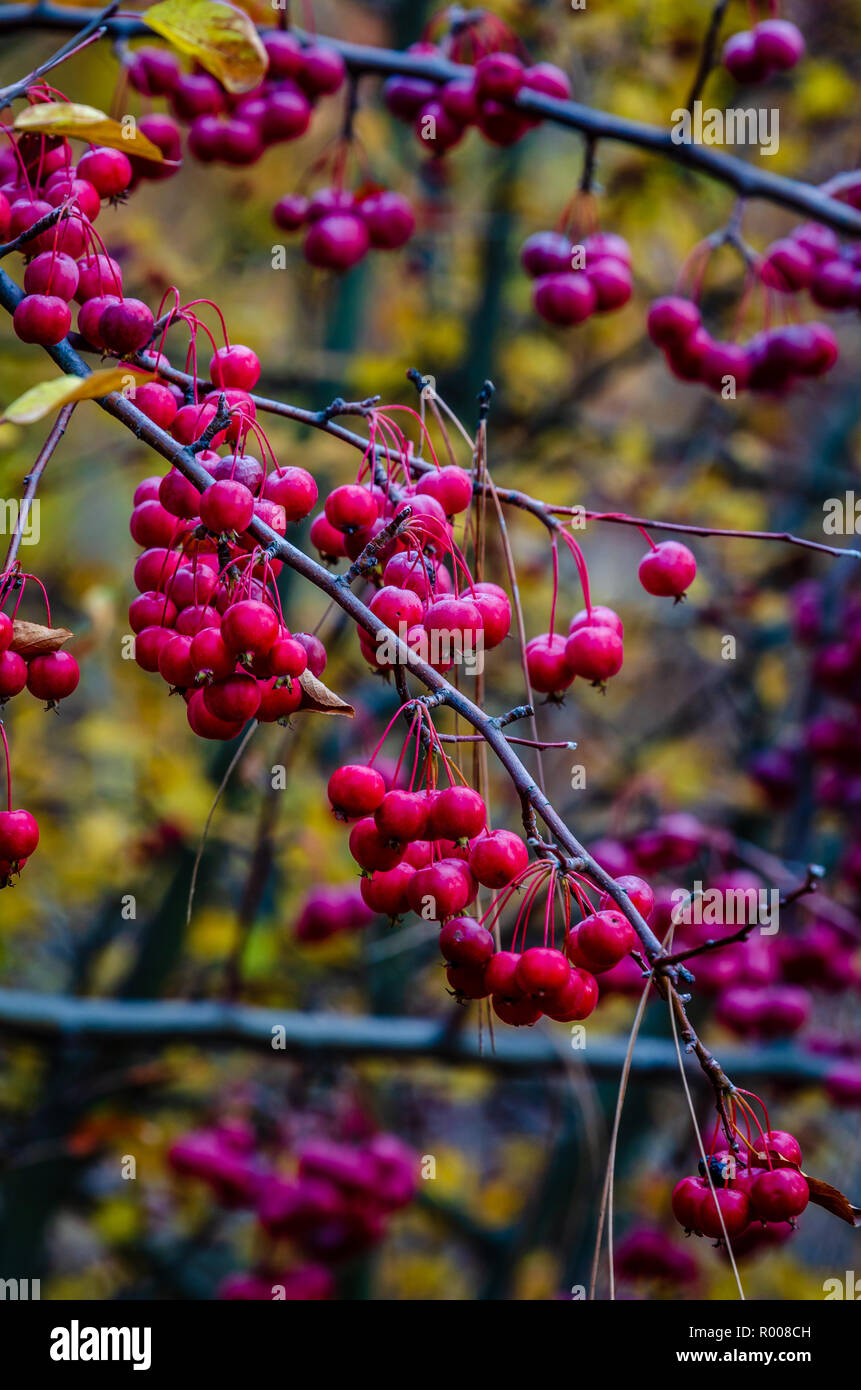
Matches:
[672,1129,809,1245]
[127,33,344,171]
[0,614,79,712]
[126,338,329,738]
[324,748,663,1025]
[168,1116,417,1299]
[0,572,81,887]
[614,1226,699,1286]
[442,875,651,1027]
[722,17,805,83]
[520,231,633,327]
[647,293,838,394]
[273,185,416,272]
[307,451,511,674]
[0,128,161,349]
[525,546,697,700]
[383,10,571,156]
[585,812,860,1038]
[294,884,376,944]
[760,222,861,313]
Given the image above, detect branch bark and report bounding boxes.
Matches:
[0,2,858,233]
[0,987,837,1081]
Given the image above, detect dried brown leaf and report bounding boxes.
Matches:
[296,669,354,717]
[10,620,73,655]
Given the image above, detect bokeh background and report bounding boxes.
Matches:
[0,0,859,1300]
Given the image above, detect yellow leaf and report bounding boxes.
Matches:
[1,369,155,424]
[143,0,268,94]
[13,104,164,161]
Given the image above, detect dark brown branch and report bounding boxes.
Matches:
[1,3,859,234]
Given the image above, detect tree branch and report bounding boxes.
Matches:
[0,988,837,1080]
[0,3,859,233]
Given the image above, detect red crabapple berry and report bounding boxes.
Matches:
[221,600,279,657]
[514,946,570,998]
[533,272,597,326]
[749,1169,809,1222]
[446,962,490,1001]
[564,623,623,686]
[439,917,495,967]
[304,214,370,271]
[24,651,80,706]
[468,830,529,888]
[374,789,429,844]
[722,30,769,84]
[209,344,261,391]
[492,994,543,1027]
[0,808,39,877]
[262,467,318,521]
[348,818,405,873]
[638,541,697,600]
[328,764,386,819]
[98,298,155,354]
[672,1176,707,1232]
[569,604,623,638]
[428,786,487,841]
[77,146,133,198]
[646,296,701,349]
[751,1130,802,1168]
[406,858,476,920]
[698,1187,751,1240]
[23,252,79,301]
[190,627,238,682]
[598,875,655,922]
[752,20,805,72]
[199,480,254,535]
[525,633,574,698]
[13,294,71,346]
[324,485,378,534]
[567,909,636,973]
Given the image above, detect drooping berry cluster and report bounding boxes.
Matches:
[0,128,153,348]
[127,33,344,172]
[760,222,861,313]
[722,17,805,83]
[168,1115,418,1299]
[383,10,571,155]
[647,293,838,394]
[0,571,80,888]
[520,230,633,327]
[273,185,416,272]
[672,1123,809,1247]
[525,542,696,701]
[126,327,326,738]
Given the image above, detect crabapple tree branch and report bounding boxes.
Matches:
[0,255,764,1124]
[0,3,859,234]
[0,988,838,1082]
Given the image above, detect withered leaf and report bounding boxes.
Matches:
[142,0,268,94]
[296,670,354,717]
[11,621,73,655]
[802,1171,861,1227]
